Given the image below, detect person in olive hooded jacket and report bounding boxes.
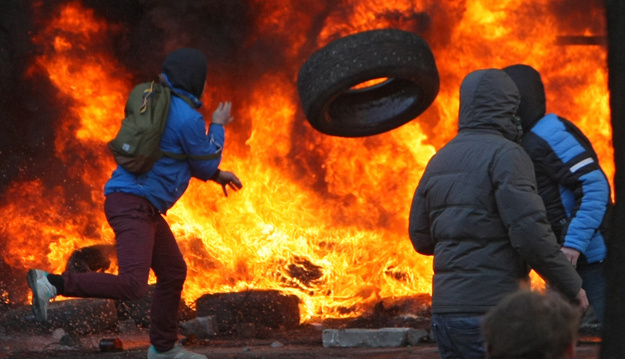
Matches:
[27,48,240,359]
[409,68,587,359]
[503,64,610,328]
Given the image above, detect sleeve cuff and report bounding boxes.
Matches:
[209,168,221,181]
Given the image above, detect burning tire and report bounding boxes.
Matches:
[297,29,439,137]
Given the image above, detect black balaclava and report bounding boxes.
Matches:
[161,48,207,100]
[502,64,546,133]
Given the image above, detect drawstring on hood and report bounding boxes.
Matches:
[502,64,546,133]
[160,48,207,108]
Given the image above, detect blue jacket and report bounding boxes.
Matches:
[504,63,609,265]
[104,94,224,213]
[520,113,609,264]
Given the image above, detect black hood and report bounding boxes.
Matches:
[161,48,207,99]
[502,64,546,133]
[458,68,521,142]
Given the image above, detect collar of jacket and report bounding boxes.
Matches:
[159,73,203,108]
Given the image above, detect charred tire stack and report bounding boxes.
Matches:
[297,29,439,137]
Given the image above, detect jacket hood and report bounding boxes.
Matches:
[161,48,207,100]
[502,64,546,133]
[458,68,521,141]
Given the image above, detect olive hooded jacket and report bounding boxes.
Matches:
[408,69,582,314]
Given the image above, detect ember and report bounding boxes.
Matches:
[0,0,609,327]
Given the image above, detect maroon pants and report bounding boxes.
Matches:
[62,192,187,352]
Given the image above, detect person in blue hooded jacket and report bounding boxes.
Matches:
[503,64,610,328]
[26,48,240,359]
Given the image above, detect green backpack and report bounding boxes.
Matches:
[108,81,220,174]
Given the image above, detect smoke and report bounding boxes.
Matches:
[549,0,606,35]
[1,0,608,191]
[0,1,252,194]
[0,0,446,274]
[0,0,608,308]
[0,3,453,281]
[0,0,448,191]
[0,1,65,194]
[81,0,259,82]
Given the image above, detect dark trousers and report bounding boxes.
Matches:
[62,192,187,352]
[578,261,607,327]
[545,260,607,328]
[431,314,486,359]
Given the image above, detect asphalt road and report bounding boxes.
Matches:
[0,330,602,359]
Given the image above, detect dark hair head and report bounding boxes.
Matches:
[482,290,581,359]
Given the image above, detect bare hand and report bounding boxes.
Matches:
[575,288,589,312]
[561,247,581,267]
[213,170,242,197]
[212,102,234,126]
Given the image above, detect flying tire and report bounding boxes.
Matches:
[297,29,439,137]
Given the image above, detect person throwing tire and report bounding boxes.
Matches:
[27,48,242,359]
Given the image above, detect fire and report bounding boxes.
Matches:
[0,0,610,322]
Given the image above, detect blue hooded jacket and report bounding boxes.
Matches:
[503,64,610,264]
[104,48,224,213]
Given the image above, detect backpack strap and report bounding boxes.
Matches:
[156,73,221,161]
[140,81,157,113]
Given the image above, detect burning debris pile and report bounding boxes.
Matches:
[0,0,610,333]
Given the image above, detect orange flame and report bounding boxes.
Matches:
[0,0,610,322]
